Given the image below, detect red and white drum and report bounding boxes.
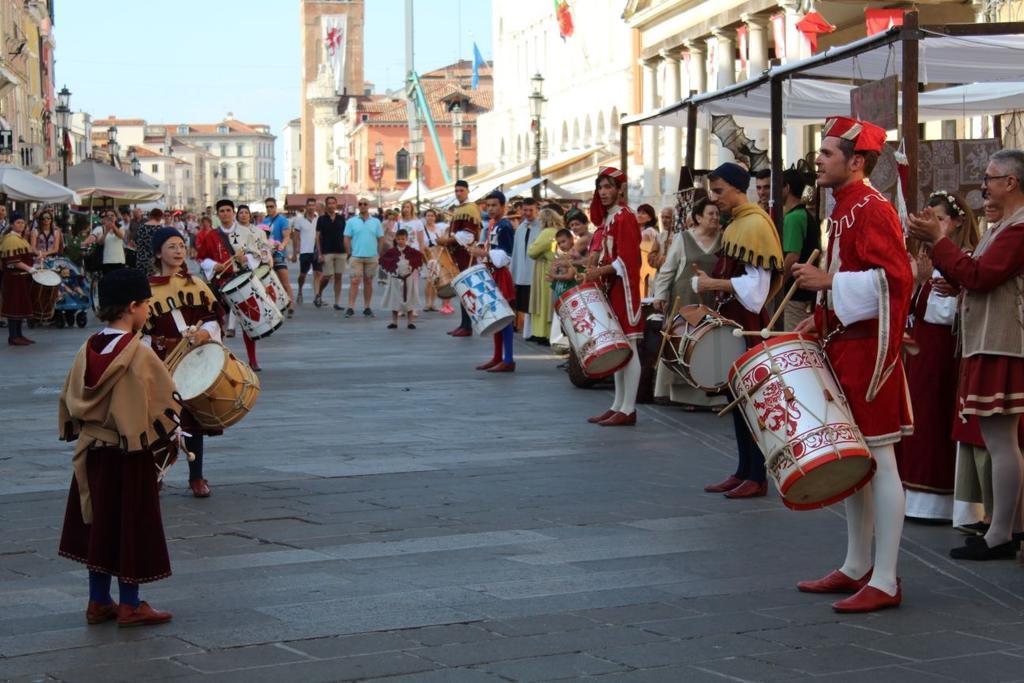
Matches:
[728,334,875,511]
[555,283,632,379]
[221,271,282,340]
[662,304,746,391]
[452,264,515,336]
[255,264,290,313]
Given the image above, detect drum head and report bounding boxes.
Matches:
[255,264,270,280]
[688,324,747,389]
[33,270,62,287]
[172,344,227,400]
[587,347,632,377]
[783,455,874,509]
[223,271,253,294]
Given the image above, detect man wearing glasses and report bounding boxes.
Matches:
[343,199,384,317]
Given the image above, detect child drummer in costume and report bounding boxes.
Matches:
[144,228,225,498]
[57,268,179,627]
[195,199,267,371]
[471,191,516,372]
[792,116,914,613]
[696,163,784,498]
[583,167,643,426]
[381,228,425,329]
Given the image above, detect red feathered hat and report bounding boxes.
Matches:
[591,166,626,225]
[822,116,887,153]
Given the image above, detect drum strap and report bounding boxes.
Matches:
[171,308,187,334]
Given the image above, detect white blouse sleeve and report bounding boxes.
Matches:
[731,265,772,314]
[832,269,882,325]
[489,248,512,269]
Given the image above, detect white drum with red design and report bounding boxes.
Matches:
[555,283,633,379]
[221,271,282,340]
[452,264,515,336]
[255,264,290,313]
[728,334,874,510]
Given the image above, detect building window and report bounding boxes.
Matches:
[396,148,410,180]
[221,183,229,196]
[462,165,478,177]
[151,164,158,173]
[237,162,244,179]
[218,125,229,134]
[237,143,244,156]
[462,129,472,147]
[220,164,228,179]
[238,183,245,197]
[177,125,189,134]
[220,143,227,156]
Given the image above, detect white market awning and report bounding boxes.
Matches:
[0,164,78,203]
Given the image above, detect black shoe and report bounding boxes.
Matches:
[363,307,374,317]
[407,323,416,329]
[314,296,323,307]
[950,538,1016,560]
[387,322,398,329]
[334,304,345,311]
[344,308,354,317]
[955,521,991,536]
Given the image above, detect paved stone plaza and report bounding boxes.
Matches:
[2,280,1024,682]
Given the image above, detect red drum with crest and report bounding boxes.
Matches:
[728,334,875,510]
[555,283,632,379]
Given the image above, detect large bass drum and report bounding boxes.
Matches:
[554,283,632,379]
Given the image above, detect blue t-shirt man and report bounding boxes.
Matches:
[344,214,384,258]
[262,205,291,270]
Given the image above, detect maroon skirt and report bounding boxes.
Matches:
[58,446,171,584]
[1,270,32,319]
[959,354,1024,418]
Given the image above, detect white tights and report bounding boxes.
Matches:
[838,444,904,596]
[979,414,1024,546]
[610,341,641,415]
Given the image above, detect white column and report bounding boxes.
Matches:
[661,49,682,198]
[709,29,736,166]
[779,1,803,168]
[641,56,660,200]
[744,14,770,154]
[684,40,708,170]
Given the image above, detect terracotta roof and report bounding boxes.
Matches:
[94,117,146,126]
[359,80,492,125]
[161,119,271,136]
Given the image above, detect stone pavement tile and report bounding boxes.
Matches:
[569,602,702,626]
[171,652,440,683]
[690,654,810,681]
[746,621,905,649]
[50,657,196,682]
[640,612,790,639]
[483,614,601,637]
[0,624,164,660]
[788,666,959,682]
[413,626,662,668]
[283,631,420,658]
[578,664,741,682]
[0,635,201,678]
[315,530,555,561]
[172,642,314,673]
[906,651,1024,682]
[958,621,1024,647]
[465,567,685,600]
[752,643,909,675]
[401,623,503,647]
[478,652,628,681]
[471,587,685,620]
[858,630,1011,661]
[365,668,509,682]
[598,633,785,668]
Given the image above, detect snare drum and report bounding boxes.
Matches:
[662,304,746,391]
[255,264,290,313]
[220,271,282,340]
[30,269,62,321]
[452,264,515,336]
[728,334,875,511]
[172,342,261,430]
[555,283,632,379]
[434,248,460,299]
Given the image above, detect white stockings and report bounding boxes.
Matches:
[979,414,1024,546]
[610,341,641,415]
[839,444,904,596]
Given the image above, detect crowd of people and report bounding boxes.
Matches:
[11,111,1024,627]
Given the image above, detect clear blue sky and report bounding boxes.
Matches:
[53,0,490,185]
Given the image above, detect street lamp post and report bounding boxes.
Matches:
[54,85,71,188]
[528,72,546,200]
[107,126,120,167]
[451,102,463,181]
[374,141,384,210]
[129,147,141,177]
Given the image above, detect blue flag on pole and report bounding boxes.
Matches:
[471,42,485,89]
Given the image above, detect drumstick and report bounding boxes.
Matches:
[731,329,792,339]
[762,249,821,333]
[656,296,681,366]
[692,263,705,308]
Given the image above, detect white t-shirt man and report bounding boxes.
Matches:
[293,213,318,254]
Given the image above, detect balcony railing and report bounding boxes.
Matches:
[18,142,45,172]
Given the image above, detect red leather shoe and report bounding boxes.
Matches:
[22,337,35,344]
[599,411,636,426]
[704,475,743,493]
[451,328,473,337]
[832,580,901,613]
[487,361,516,373]
[588,409,616,424]
[86,600,118,625]
[189,479,211,498]
[724,480,768,498]
[797,568,872,594]
[117,601,173,627]
[476,358,501,370]
[8,337,31,346]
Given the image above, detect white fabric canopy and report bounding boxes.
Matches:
[49,159,163,203]
[397,179,430,202]
[0,164,78,203]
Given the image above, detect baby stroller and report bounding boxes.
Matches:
[49,257,91,328]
